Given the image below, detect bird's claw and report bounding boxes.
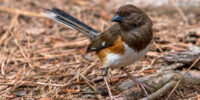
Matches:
[133,81,149,97]
[102,67,109,76]
[106,96,117,100]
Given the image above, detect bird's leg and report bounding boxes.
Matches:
[104,77,117,100]
[102,67,109,76]
[102,67,117,100]
[121,68,149,97]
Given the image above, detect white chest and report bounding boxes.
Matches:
[104,43,151,68]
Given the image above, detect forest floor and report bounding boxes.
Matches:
[0,0,200,100]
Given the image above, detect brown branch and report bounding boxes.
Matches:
[53,39,89,49]
[0,6,44,17]
[116,52,200,99]
[166,56,200,100]
[169,0,188,23]
[141,81,177,100]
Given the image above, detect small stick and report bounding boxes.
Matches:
[166,56,200,100]
[169,0,188,23]
[80,74,103,100]
[0,6,44,17]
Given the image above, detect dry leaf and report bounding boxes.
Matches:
[101,10,111,21]
[39,97,53,100]
[147,51,162,57]
[79,48,86,55]
[7,94,15,99]
[141,69,157,74]
[74,0,89,5]
[45,19,52,27]
[26,28,45,35]
[72,81,87,85]
[64,88,80,93]
[15,73,20,82]
[111,77,120,83]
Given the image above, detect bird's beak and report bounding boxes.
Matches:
[111,14,124,22]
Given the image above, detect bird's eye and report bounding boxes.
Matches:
[126,11,132,16]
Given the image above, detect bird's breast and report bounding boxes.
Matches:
[97,37,150,68]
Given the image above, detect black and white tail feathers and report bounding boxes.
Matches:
[41,8,98,40]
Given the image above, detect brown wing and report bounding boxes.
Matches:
[87,24,121,52]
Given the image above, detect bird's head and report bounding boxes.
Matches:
[111,4,151,28]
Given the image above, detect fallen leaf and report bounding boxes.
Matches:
[101,10,111,21]
[15,73,20,82]
[63,88,80,93]
[79,48,86,55]
[7,94,15,99]
[26,28,45,35]
[55,93,60,98]
[111,77,120,83]
[50,59,60,64]
[39,97,53,100]
[74,0,89,5]
[13,90,27,97]
[141,69,157,74]
[72,81,87,85]
[147,51,162,57]
[45,19,52,27]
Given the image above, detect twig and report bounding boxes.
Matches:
[0,6,44,17]
[0,81,67,87]
[169,0,188,23]
[53,39,89,48]
[34,82,67,87]
[166,56,200,100]
[0,51,5,75]
[141,81,177,100]
[80,74,103,100]
[80,74,97,91]
[81,61,97,76]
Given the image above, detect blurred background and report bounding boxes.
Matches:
[0,0,200,99]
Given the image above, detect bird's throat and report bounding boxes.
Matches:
[120,22,153,52]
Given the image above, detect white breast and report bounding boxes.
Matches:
[104,43,151,68]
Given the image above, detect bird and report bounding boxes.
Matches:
[42,4,153,99]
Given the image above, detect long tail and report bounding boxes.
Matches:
[41,8,98,40]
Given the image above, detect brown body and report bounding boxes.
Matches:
[43,4,153,98]
[97,36,125,65]
[43,4,153,69]
[87,5,153,68]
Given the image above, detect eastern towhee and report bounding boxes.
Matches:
[42,4,153,99]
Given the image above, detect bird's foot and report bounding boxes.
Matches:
[105,93,123,100]
[121,68,149,97]
[103,77,123,100]
[132,78,149,97]
[106,95,117,100]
